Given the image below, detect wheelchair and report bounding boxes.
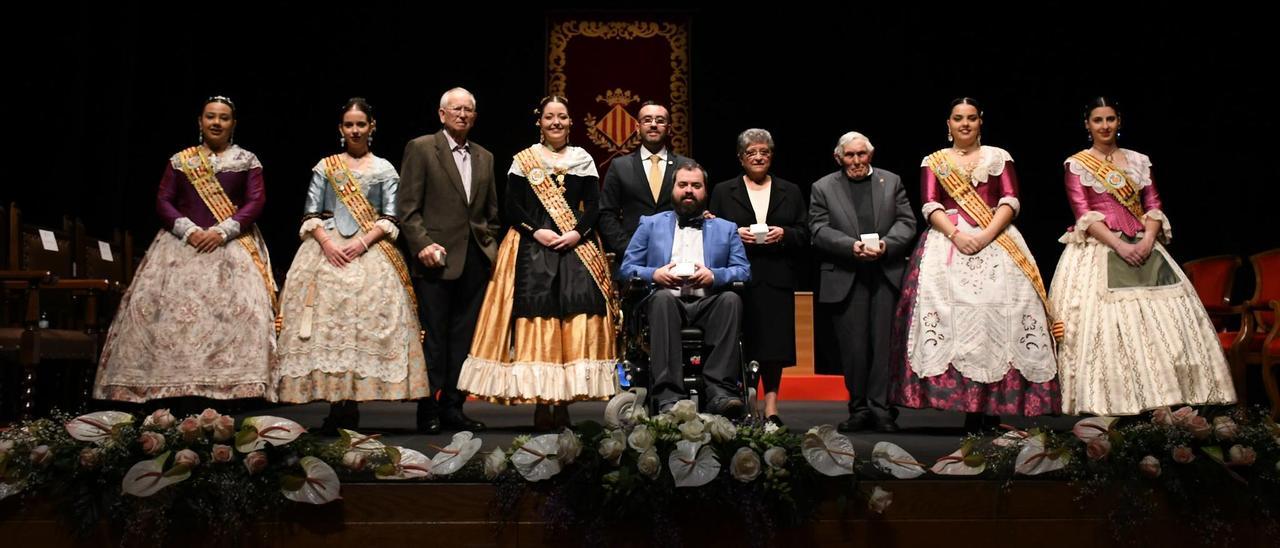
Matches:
[611,277,759,420]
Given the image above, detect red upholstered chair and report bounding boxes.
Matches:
[1235,249,1280,418]
[1183,254,1241,332]
[1262,300,1280,419]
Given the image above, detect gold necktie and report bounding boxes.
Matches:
[648,154,663,202]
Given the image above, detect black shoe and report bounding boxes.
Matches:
[874,417,900,433]
[416,400,441,434]
[708,397,744,419]
[838,413,874,433]
[318,415,341,437]
[441,410,486,432]
[766,415,784,427]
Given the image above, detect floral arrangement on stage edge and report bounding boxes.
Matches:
[1,400,1278,546]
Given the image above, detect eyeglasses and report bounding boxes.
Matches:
[639,117,668,126]
[444,105,475,115]
[742,149,772,159]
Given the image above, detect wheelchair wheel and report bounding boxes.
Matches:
[604,388,647,429]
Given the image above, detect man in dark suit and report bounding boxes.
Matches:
[397,87,498,433]
[620,161,752,417]
[599,102,695,255]
[810,132,917,433]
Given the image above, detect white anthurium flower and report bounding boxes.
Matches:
[282,456,342,504]
[376,446,433,480]
[991,429,1031,448]
[930,443,986,476]
[557,429,583,466]
[1014,434,1069,476]
[66,411,135,443]
[339,429,386,454]
[1071,417,1118,443]
[669,439,720,487]
[0,481,23,501]
[801,426,857,477]
[235,416,306,453]
[122,451,190,497]
[429,432,483,476]
[511,434,561,482]
[872,442,926,479]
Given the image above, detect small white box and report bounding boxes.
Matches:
[750,223,769,244]
[434,249,446,266]
[860,233,880,249]
[672,262,696,278]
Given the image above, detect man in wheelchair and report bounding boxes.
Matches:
[619,161,752,418]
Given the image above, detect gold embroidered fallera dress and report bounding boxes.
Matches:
[458,144,618,404]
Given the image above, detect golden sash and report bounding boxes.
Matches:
[175,146,278,309]
[513,147,618,324]
[1068,151,1146,221]
[925,151,1063,340]
[321,155,418,307]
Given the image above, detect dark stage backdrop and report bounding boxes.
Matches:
[10,3,1275,373]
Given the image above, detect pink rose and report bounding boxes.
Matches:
[1086,437,1112,461]
[174,449,201,468]
[143,408,176,430]
[178,417,201,442]
[211,444,234,463]
[198,408,221,430]
[243,450,268,475]
[79,448,100,469]
[1212,417,1239,441]
[212,415,235,442]
[29,445,52,466]
[1151,407,1173,426]
[1171,406,1198,428]
[1228,445,1257,466]
[139,431,166,455]
[1171,445,1195,464]
[1138,455,1161,478]
[1186,416,1211,440]
[342,451,368,472]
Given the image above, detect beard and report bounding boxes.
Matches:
[673,195,706,218]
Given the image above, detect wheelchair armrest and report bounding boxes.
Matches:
[626,276,651,297]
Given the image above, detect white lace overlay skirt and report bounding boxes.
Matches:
[1050,239,1236,415]
[905,218,1058,384]
[273,230,428,402]
[94,229,276,402]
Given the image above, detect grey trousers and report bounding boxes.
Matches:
[645,290,743,406]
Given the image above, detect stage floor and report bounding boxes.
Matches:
[258,400,1081,465]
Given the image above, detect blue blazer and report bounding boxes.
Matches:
[619,211,751,288]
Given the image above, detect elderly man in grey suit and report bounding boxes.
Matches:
[810,131,916,433]
[397,87,499,433]
[599,101,696,255]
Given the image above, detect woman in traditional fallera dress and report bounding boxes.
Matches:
[1049,97,1235,416]
[273,98,429,432]
[95,96,276,402]
[890,97,1061,427]
[458,96,618,429]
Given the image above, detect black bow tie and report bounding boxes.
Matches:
[677,215,704,229]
